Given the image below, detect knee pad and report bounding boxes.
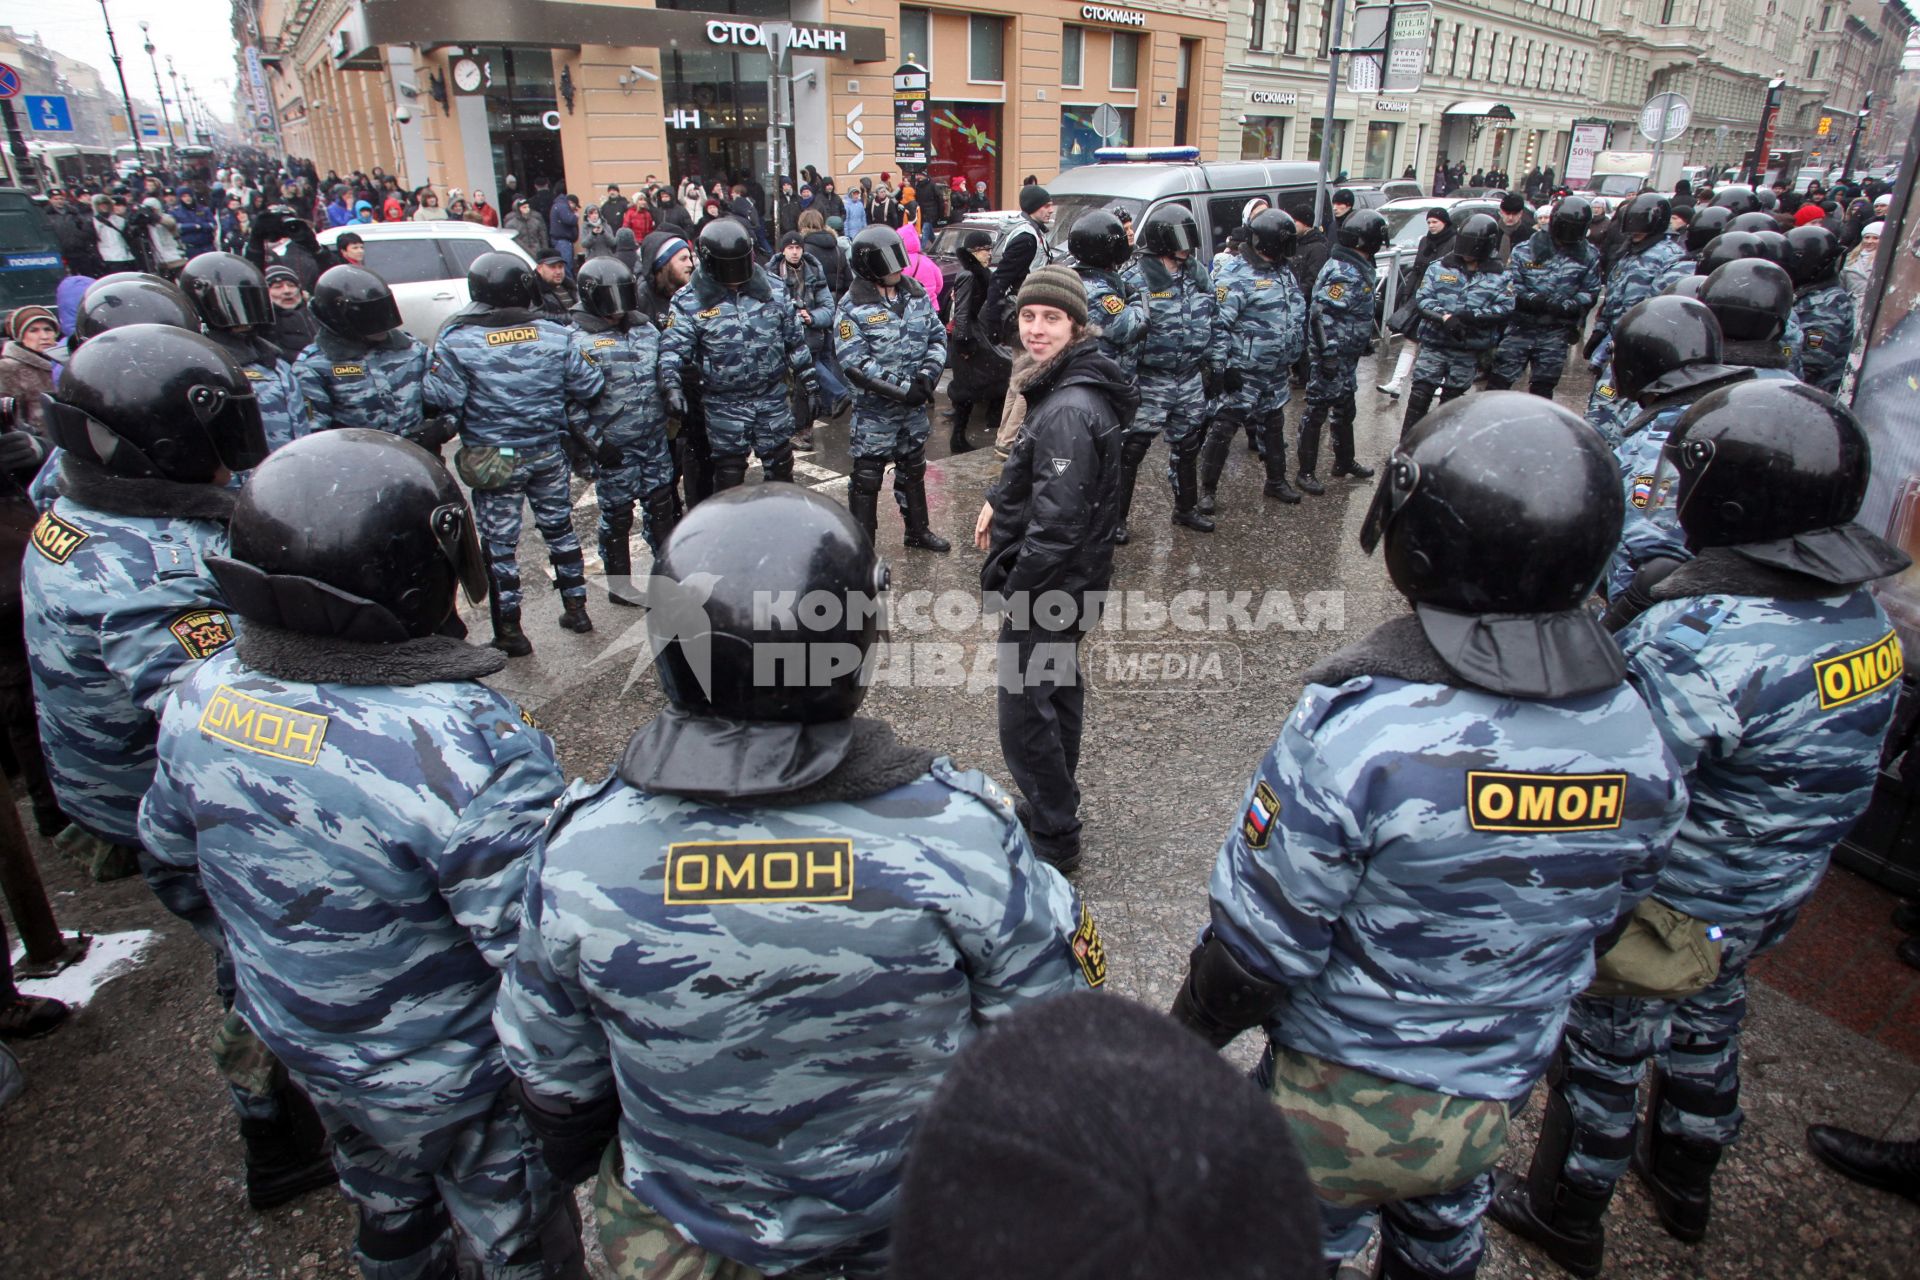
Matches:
[711,455,748,490]
[1529,379,1560,399]
[601,509,635,539]
[894,446,927,483]
[1120,434,1154,467]
[850,459,888,496]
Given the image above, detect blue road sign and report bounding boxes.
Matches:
[0,65,19,101]
[23,95,71,132]
[139,113,159,138]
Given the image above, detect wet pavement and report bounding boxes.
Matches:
[3,350,1916,1278]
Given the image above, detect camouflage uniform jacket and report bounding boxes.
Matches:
[567,314,666,450]
[1123,253,1217,375]
[139,642,563,1108]
[1208,620,1685,1101]
[426,311,605,451]
[1619,566,1901,924]
[1792,281,1856,394]
[207,331,310,453]
[495,751,1096,1272]
[292,326,431,437]
[658,265,813,399]
[1309,247,1379,361]
[1507,232,1602,335]
[832,277,947,396]
[1077,265,1148,380]
[1414,254,1515,351]
[1212,244,1308,374]
[1597,237,1687,338]
[21,487,237,845]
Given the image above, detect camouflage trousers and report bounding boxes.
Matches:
[1320,1175,1494,1279]
[1489,326,1574,390]
[1555,908,1800,1193]
[1305,354,1359,406]
[848,404,931,461]
[1132,370,1208,446]
[304,1078,561,1280]
[473,447,586,615]
[597,434,678,556]
[1221,367,1293,420]
[1584,365,1637,450]
[704,387,795,460]
[1409,343,1482,391]
[590,1143,887,1280]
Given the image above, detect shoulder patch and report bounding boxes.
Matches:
[1241,779,1280,849]
[1660,600,1732,653]
[837,318,855,340]
[593,337,618,348]
[1630,474,1655,509]
[1438,273,1460,284]
[698,306,723,319]
[1071,899,1107,987]
[662,314,675,329]
[1467,771,1629,833]
[1102,293,1125,315]
[1215,284,1229,302]
[1149,290,1173,299]
[1814,629,1902,710]
[663,838,854,905]
[1326,282,1345,301]
[1597,382,1616,399]
[864,311,891,324]
[242,368,267,381]
[29,511,89,564]
[331,363,365,377]
[198,684,328,765]
[484,326,540,346]
[169,609,236,660]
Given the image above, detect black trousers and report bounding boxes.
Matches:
[996,622,1086,845]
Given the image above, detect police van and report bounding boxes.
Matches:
[1046,147,1325,261]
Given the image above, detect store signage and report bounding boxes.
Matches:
[1375,99,1409,112]
[705,20,850,53]
[1566,121,1607,185]
[894,62,929,165]
[1249,90,1298,106]
[666,109,704,129]
[1080,5,1148,27]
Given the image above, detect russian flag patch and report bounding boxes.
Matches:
[1241,780,1280,849]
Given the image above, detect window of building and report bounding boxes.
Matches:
[1428,20,1441,73]
[969,14,1005,82]
[900,7,931,65]
[1250,0,1268,50]
[1061,25,1084,87]
[1363,121,1400,179]
[1284,0,1301,53]
[1807,48,1820,77]
[1061,104,1133,169]
[1111,31,1139,89]
[1821,2,1835,28]
[1660,0,1677,22]
[1308,117,1350,170]
[1321,0,1338,55]
[1467,30,1480,78]
[1448,25,1461,76]
[1241,115,1287,159]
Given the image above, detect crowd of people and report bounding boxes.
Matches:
[2,142,1918,1280]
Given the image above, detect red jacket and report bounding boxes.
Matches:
[475,202,501,228]
[623,205,654,239]
[381,195,405,222]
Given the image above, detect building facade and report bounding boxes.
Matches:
[242,0,1228,209]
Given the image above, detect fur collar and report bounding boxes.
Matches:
[236,622,507,686]
[1303,613,1458,687]
[619,709,933,801]
[1,341,51,373]
[58,456,235,521]
[1651,541,1904,601]
[572,310,634,335]
[1724,337,1791,370]
[690,264,774,307]
[848,275,927,306]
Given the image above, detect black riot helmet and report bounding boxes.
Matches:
[43,325,268,483]
[1139,204,1203,258]
[1754,187,1779,211]
[1668,381,1871,551]
[1700,259,1794,341]
[1359,393,1626,697]
[1621,192,1673,238]
[1726,211,1778,235]
[1694,231,1766,275]
[1784,224,1844,287]
[576,256,639,318]
[71,275,200,348]
[1611,296,1724,401]
[211,429,487,642]
[1748,229,1789,265]
[650,483,889,723]
[1338,208,1390,257]
[465,251,537,310]
[1548,196,1594,249]
[1246,209,1298,263]
[697,218,756,285]
[1664,274,1708,300]
[850,225,910,282]
[1685,205,1733,254]
[1710,186,1761,216]
[1454,213,1502,262]
[311,265,404,339]
[178,252,274,332]
[1068,209,1131,269]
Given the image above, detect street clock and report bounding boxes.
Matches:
[450,55,485,94]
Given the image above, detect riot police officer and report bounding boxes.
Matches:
[179,252,313,452]
[494,484,1097,1279]
[1119,204,1218,539]
[1171,392,1685,1280]
[1699,257,1800,380]
[1586,193,1687,442]
[27,324,335,1211]
[1403,213,1515,432]
[140,429,582,1280]
[425,251,606,655]
[569,257,671,609]
[659,219,825,493]
[1491,382,1910,1277]
[1203,209,1307,512]
[1069,208,1148,384]
[1490,196,1602,400]
[293,265,433,440]
[833,226,951,552]
[1295,208,1384,495]
[1677,205,1733,272]
[1784,223,1855,394]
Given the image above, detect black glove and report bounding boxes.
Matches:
[413,416,457,451]
[1515,293,1543,314]
[1601,557,1685,633]
[511,1082,620,1188]
[1581,329,1605,361]
[910,373,938,405]
[595,442,623,468]
[1442,314,1467,339]
[664,385,688,420]
[1201,367,1222,399]
[0,430,43,475]
[1223,368,1244,394]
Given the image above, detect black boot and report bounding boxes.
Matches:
[1807,1125,1920,1202]
[1631,1069,1720,1242]
[948,400,976,454]
[710,454,749,493]
[489,595,532,657]
[1198,415,1237,514]
[600,517,643,608]
[241,1085,338,1211]
[504,1195,588,1280]
[1260,409,1300,503]
[1171,443,1216,533]
[639,485,680,565]
[761,442,795,484]
[1487,1090,1613,1279]
[848,459,885,547]
[557,598,594,634]
[1329,399,1374,479]
[1112,434,1151,544]
[895,449,951,552]
[1401,381,1439,437]
[1295,403,1328,495]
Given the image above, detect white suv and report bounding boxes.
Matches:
[316,222,536,342]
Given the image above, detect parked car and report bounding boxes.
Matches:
[925,210,1024,280]
[315,222,536,341]
[1379,180,1424,202]
[1045,151,1323,260]
[0,191,65,311]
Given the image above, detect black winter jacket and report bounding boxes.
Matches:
[1290,227,1332,296]
[945,252,1011,402]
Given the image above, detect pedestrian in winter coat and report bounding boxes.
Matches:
[173,188,217,258]
[614,228,641,274]
[899,223,946,301]
[1380,209,1456,397]
[623,202,654,240]
[844,189,869,237]
[0,307,59,435]
[799,210,850,297]
[945,229,1011,453]
[550,195,581,276]
[472,194,500,228]
[815,180,846,224]
[412,191,449,221]
[46,190,102,276]
[580,208,616,261]
[139,198,187,276]
[505,198,549,257]
[679,177,705,226]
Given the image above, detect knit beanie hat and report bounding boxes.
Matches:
[264,265,301,287]
[1794,203,1827,227]
[1015,265,1089,325]
[891,993,1323,1280]
[961,228,994,252]
[1019,183,1052,215]
[6,306,56,342]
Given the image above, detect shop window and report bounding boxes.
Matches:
[1308,118,1350,172]
[1111,32,1139,90]
[1062,26,1084,88]
[1061,105,1133,169]
[1241,116,1287,159]
[901,7,931,66]
[1363,121,1400,179]
[970,15,1005,82]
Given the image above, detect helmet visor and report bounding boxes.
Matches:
[431,500,489,604]
[707,247,754,286]
[1359,455,1420,555]
[1157,217,1201,254]
[197,280,274,330]
[187,382,270,472]
[585,276,639,318]
[335,291,404,338]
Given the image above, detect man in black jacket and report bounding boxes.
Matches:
[636,231,710,507]
[45,189,102,276]
[981,184,1056,343]
[1288,205,1332,387]
[1497,192,1536,263]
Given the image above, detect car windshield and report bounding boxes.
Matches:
[1047,195,1145,250]
[1588,175,1645,197]
[1383,206,1432,250]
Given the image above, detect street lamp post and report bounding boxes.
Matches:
[1840,90,1872,184]
[167,57,190,146]
[96,0,146,164]
[140,21,178,151]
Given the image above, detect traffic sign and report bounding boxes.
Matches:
[1090,103,1124,141]
[22,95,70,132]
[1348,3,1432,95]
[139,113,159,138]
[1817,115,1833,136]
[1638,92,1691,144]
[0,64,20,101]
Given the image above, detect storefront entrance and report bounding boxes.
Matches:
[480,47,567,197]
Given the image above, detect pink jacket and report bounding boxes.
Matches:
[899,224,946,299]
